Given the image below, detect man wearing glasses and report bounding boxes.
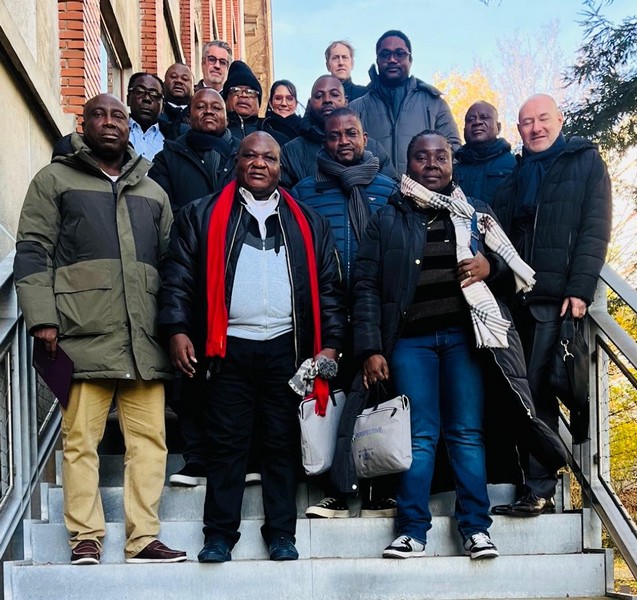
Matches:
[221,60,290,146]
[350,30,461,175]
[196,40,233,92]
[126,72,167,161]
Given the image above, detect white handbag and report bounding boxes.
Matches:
[352,394,412,478]
[298,389,346,475]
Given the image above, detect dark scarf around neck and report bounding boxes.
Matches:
[516,133,566,213]
[316,148,379,241]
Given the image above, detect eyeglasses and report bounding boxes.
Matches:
[377,49,411,61]
[273,95,296,104]
[229,87,259,98]
[205,55,230,68]
[128,86,163,101]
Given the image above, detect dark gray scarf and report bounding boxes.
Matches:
[316,149,379,241]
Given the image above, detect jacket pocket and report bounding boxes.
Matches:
[142,263,160,337]
[54,264,114,336]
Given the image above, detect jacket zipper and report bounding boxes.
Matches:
[225,205,244,273]
[277,211,299,366]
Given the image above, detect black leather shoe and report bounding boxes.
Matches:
[491,493,556,517]
[268,537,299,561]
[198,537,232,563]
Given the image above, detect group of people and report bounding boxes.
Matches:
[13,28,612,568]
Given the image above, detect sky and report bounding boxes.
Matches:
[271,0,632,110]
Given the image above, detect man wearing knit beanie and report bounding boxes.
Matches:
[222,60,289,146]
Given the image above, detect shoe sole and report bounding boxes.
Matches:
[169,475,206,486]
[198,554,231,563]
[359,508,397,518]
[126,556,188,564]
[382,549,426,559]
[70,557,99,565]
[270,554,299,561]
[305,508,350,518]
[466,549,499,559]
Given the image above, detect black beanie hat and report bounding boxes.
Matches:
[222,60,263,105]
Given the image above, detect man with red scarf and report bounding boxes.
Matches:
[159,132,346,563]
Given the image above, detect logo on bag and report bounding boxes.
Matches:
[353,427,383,440]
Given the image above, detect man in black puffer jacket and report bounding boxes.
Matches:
[491,94,612,518]
[159,132,346,563]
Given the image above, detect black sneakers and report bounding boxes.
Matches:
[463,532,499,559]
[382,535,426,559]
[360,497,397,518]
[169,463,206,487]
[305,497,350,518]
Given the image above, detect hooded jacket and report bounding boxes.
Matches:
[492,136,612,305]
[14,132,172,380]
[454,138,516,206]
[350,66,461,175]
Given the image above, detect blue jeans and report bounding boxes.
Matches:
[390,327,492,544]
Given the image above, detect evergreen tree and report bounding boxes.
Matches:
[563,1,637,151]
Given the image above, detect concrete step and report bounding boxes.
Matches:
[42,481,518,523]
[25,512,584,564]
[3,551,610,600]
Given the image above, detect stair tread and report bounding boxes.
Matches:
[4,553,608,600]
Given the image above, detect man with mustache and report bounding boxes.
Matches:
[454,101,516,206]
[150,88,239,216]
[159,63,194,139]
[350,30,460,175]
[14,94,185,566]
[281,75,396,188]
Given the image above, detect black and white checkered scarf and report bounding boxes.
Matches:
[401,175,536,348]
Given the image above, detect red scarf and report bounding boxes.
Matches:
[205,181,330,414]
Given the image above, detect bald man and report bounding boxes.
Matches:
[491,93,612,517]
[454,101,515,206]
[150,87,239,215]
[14,94,185,564]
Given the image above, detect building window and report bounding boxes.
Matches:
[100,28,123,98]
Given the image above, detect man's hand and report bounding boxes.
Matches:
[561,297,587,319]
[362,354,389,389]
[457,252,491,288]
[33,326,58,361]
[169,333,197,377]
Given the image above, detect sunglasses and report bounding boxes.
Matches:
[128,86,163,101]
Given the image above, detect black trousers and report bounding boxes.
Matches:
[202,333,300,547]
[512,301,562,499]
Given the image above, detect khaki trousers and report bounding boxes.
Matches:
[61,379,167,557]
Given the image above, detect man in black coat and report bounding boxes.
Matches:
[454,101,516,206]
[149,88,239,216]
[280,75,397,188]
[325,40,368,102]
[159,132,346,563]
[221,60,289,147]
[491,94,612,517]
[159,63,193,139]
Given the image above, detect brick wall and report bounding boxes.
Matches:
[58,0,101,127]
[141,0,165,74]
[180,0,193,65]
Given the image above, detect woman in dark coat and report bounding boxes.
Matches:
[351,130,557,561]
[264,79,302,141]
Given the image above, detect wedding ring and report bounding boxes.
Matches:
[467,270,472,278]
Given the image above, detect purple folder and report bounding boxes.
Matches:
[32,339,74,409]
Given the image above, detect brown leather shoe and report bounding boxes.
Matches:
[125,539,187,563]
[70,540,100,565]
[491,493,556,517]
